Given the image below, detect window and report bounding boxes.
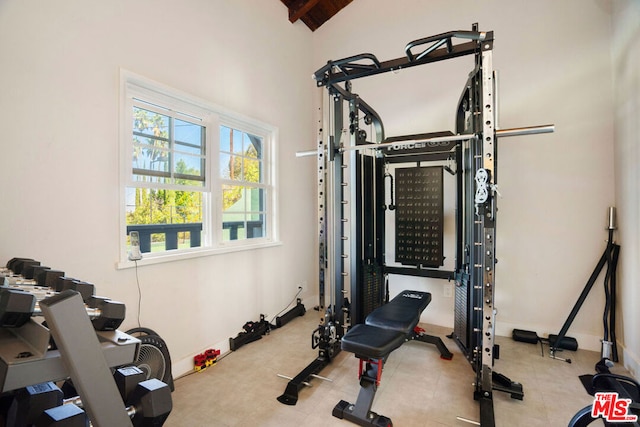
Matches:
[120,71,278,265]
[219,125,267,241]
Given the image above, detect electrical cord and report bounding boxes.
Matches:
[134,260,142,328]
[270,287,303,325]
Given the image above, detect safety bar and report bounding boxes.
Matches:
[295,124,555,157]
[495,124,555,138]
[296,149,317,158]
[405,31,487,62]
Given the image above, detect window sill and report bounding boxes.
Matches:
[116,240,282,270]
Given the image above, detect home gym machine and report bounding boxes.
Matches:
[280,24,553,426]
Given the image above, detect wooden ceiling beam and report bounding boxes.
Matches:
[288,0,321,23]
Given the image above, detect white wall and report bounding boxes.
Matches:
[612,0,640,379]
[312,0,616,351]
[0,0,316,377]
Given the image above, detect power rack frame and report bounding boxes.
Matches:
[281,24,553,425]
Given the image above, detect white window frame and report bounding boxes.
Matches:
[118,70,279,268]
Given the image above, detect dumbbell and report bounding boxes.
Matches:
[13,259,41,276]
[6,382,64,427]
[4,260,55,282]
[36,403,87,427]
[2,259,95,302]
[57,278,95,302]
[9,367,172,427]
[3,268,65,289]
[35,367,146,426]
[4,278,95,304]
[0,265,48,286]
[5,275,95,303]
[67,379,173,426]
[5,258,36,274]
[0,288,125,331]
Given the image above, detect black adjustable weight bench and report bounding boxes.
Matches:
[333,290,452,427]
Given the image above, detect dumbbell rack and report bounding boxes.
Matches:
[0,290,140,426]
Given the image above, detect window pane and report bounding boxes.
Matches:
[247,213,265,239]
[245,134,263,160]
[220,126,231,152]
[150,233,166,252]
[245,187,264,212]
[231,129,244,154]
[133,107,169,139]
[133,135,169,150]
[132,173,172,185]
[220,153,232,179]
[243,158,261,183]
[174,153,204,184]
[174,119,204,155]
[125,187,203,253]
[132,145,170,178]
[177,231,192,249]
[222,184,244,212]
[222,213,245,241]
[220,154,243,181]
[220,213,265,241]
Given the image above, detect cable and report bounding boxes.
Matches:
[270,287,303,324]
[134,260,142,328]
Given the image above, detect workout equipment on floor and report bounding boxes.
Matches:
[274,298,305,328]
[551,207,620,363]
[333,290,449,426]
[125,328,175,392]
[230,299,306,352]
[511,329,576,363]
[568,358,639,426]
[229,315,271,352]
[288,23,553,426]
[193,348,220,372]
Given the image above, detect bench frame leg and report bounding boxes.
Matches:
[333,358,393,427]
[412,327,453,360]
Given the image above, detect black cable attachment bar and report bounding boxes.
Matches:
[405,30,487,61]
[313,29,493,87]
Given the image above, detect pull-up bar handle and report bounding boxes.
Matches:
[313,53,381,82]
[405,31,487,61]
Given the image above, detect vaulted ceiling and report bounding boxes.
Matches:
[280,0,355,31]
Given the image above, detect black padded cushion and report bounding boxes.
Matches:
[365,290,431,334]
[340,324,406,359]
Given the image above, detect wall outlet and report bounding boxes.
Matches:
[443,282,453,298]
[298,280,307,293]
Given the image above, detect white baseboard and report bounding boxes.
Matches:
[172,338,232,379]
[620,344,640,381]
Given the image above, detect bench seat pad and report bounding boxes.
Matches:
[365,291,431,334]
[340,324,406,359]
